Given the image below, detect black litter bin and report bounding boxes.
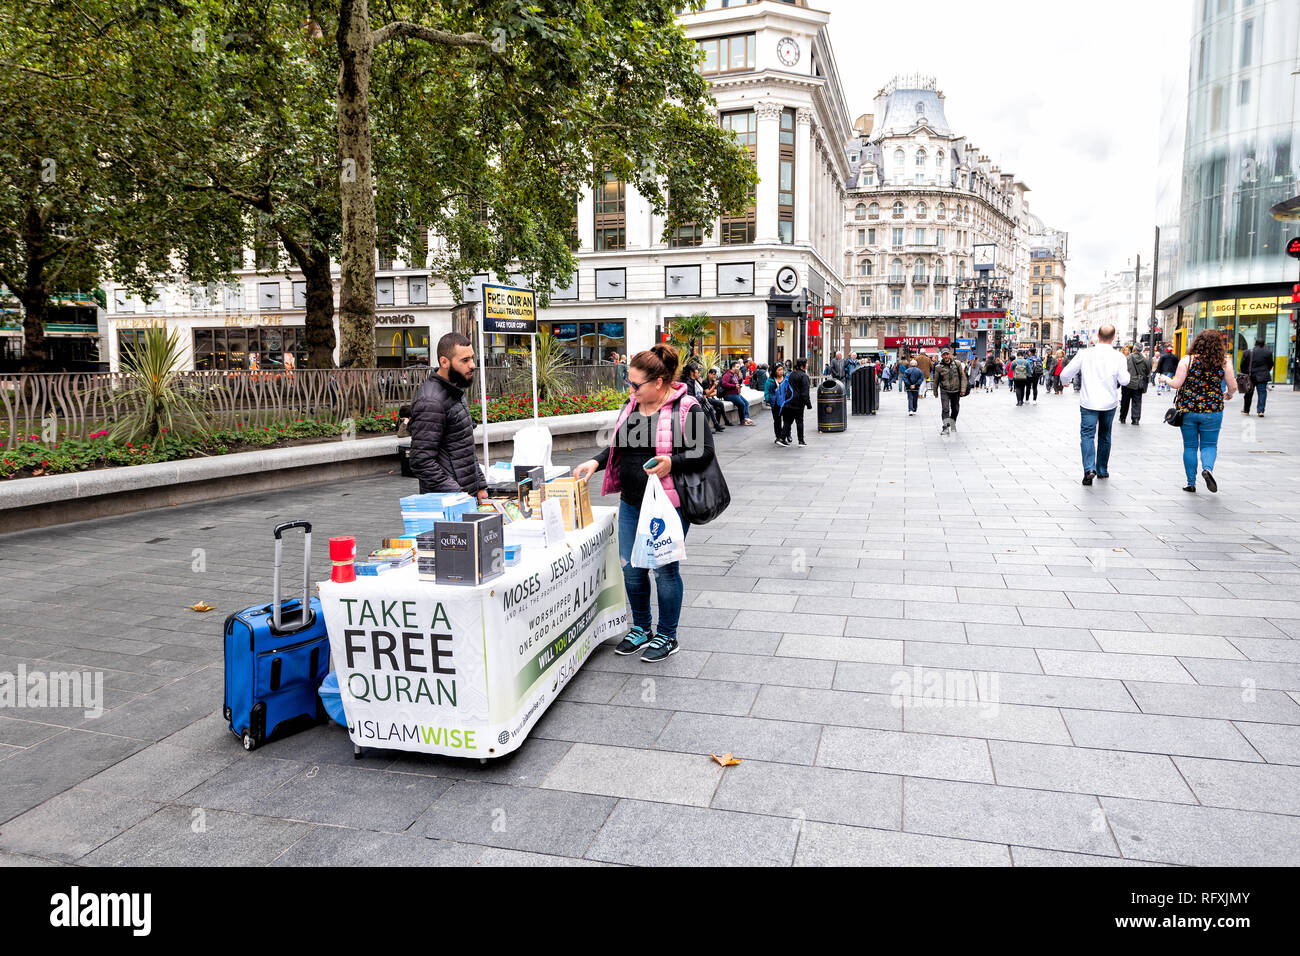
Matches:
[851,366,878,414]
[817,379,847,432]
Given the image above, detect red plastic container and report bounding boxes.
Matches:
[329,536,356,583]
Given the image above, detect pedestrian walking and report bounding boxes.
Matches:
[1159,329,1237,493]
[1011,352,1031,405]
[932,348,969,435]
[764,363,794,445]
[1026,351,1042,403]
[783,357,812,445]
[1057,323,1127,486]
[1240,336,1274,417]
[881,362,893,392]
[902,359,925,416]
[572,343,715,662]
[1154,346,1178,395]
[408,332,489,500]
[1118,344,1151,425]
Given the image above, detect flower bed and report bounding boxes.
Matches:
[1,410,399,480]
[468,388,626,424]
[2,390,628,480]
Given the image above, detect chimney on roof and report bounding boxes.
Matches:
[854,113,875,137]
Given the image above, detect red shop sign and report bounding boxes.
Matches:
[883,336,951,348]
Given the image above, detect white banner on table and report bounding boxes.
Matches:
[319,507,627,759]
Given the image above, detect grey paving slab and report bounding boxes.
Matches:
[845,618,964,643]
[0,729,147,826]
[749,685,902,731]
[653,712,824,765]
[1233,721,1300,764]
[1101,797,1300,866]
[695,650,836,689]
[711,760,902,829]
[1177,657,1300,692]
[902,700,1072,745]
[794,820,1011,866]
[251,762,453,831]
[963,623,1100,651]
[776,633,906,663]
[1090,630,1245,659]
[1230,637,1300,663]
[607,674,759,716]
[904,641,1044,675]
[0,788,163,863]
[672,627,781,656]
[531,701,671,749]
[540,741,724,805]
[416,780,616,857]
[1124,680,1300,724]
[816,726,995,783]
[1061,709,1261,761]
[988,740,1195,803]
[1037,649,1195,684]
[903,777,1118,856]
[1009,847,1169,867]
[271,829,483,866]
[78,740,241,801]
[82,806,313,866]
[584,799,798,866]
[1173,756,1300,815]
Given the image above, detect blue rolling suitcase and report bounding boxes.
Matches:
[223,520,330,751]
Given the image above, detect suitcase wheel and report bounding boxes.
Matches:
[242,730,257,751]
[223,706,231,722]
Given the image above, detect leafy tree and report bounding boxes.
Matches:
[0,0,242,372]
[335,0,757,367]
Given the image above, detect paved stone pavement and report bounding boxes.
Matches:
[3,382,1300,866]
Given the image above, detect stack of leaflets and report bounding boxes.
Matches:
[546,477,594,531]
[400,492,475,535]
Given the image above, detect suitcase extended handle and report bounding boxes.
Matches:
[273,520,312,539]
[272,521,312,633]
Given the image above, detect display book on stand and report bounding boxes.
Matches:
[343,466,594,587]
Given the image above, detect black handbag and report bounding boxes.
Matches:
[677,459,731,525]
[1164,388,1185,427]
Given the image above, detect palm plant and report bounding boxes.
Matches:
[110,326,209,443]
[668,312,714,358]
[506,328,575,401]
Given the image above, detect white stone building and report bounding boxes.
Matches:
[1073,266,1153,344]
[841,76,1028,358]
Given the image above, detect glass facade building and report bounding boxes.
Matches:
[1161,0,1300,383]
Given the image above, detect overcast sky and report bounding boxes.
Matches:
[821,0,1192,307]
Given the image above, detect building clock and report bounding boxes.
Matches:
[776,36,800,67]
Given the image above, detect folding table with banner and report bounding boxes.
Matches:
[317,506,627,759]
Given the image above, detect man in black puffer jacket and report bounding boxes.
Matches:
[408,332,488,499]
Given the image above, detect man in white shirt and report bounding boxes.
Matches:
[1058,324,1128,486]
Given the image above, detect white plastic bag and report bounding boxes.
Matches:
[630,476,687,569]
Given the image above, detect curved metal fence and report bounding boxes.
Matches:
[0,364,623,450]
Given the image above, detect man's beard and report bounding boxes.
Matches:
[448,366,475,389]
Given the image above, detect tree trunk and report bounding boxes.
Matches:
[336,0,377,369]
[20,205,49,372]
[301,252,337,368]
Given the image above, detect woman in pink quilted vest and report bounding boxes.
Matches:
[573,344,716,663]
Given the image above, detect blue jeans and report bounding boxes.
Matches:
[617,498,690,642]
[723,393,750,420]
[1079,407,1116,475]
[1180,411,1222,485]
[1256,383,1268,414]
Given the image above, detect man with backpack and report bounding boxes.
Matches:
[1011,352,1031,405]
[1025,350,1043,404]
[1118,345,1151,425]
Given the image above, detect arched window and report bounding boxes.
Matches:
[890,258,903,280]
[913,259,925,279]
[855,203,867,220]
[868,202,879,218]
[936,149,945,166]
[934,261,945,281]
[958,260,966,279]
[916,201,927,218]
[859,259,873,276]
[937,201,946,220]
[916,149,927,167]
[892,201,904,217]
[894,148,905,168]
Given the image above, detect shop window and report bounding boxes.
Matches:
[375,326,431,368]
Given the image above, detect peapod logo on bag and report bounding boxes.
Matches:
[649,517,665,539]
